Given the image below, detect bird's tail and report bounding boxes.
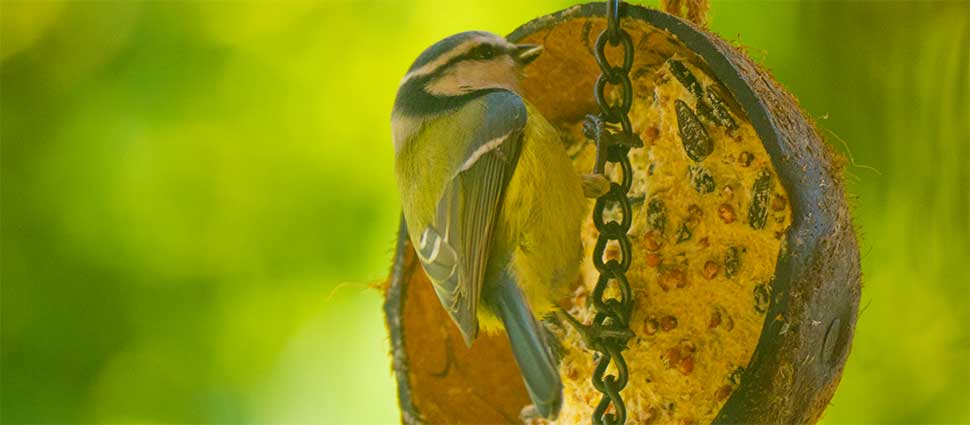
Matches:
[487,271,563,419]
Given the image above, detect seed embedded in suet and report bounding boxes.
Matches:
[646,229,664,251]
[729,366,746,386]
[660,315,679,331]
[748,169,773,230]
[688,204,703,219]
[648,198,668,233]
[709,310,722,328]
[771,194,787,211]
[675,100,714,162]
[718,204,736,224]
[676,224,693,243]
[754,283,771,314]
[661,268,688,289]
[668,59,703,98]
[703,261,719,280]
[725,247,742,278]
[688,165,716,194]
[738,151,754,167]
[677,356,695,375]
[663,347,682,368]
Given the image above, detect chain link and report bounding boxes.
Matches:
[584,1,641,424]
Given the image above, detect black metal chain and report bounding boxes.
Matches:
[582,1,641,424]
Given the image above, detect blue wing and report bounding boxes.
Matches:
[414,90,527,345]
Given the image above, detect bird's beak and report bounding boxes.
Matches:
[513,44,543,65]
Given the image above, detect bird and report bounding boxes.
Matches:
[391,31,588,419]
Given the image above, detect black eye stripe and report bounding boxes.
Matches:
[471,44,494,58]
[454,44,507,63]
[419,43,509,82]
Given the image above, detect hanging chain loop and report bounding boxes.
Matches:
[583,1,641,424]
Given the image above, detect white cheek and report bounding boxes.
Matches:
[425,58,522,96]
[469,59,519,90]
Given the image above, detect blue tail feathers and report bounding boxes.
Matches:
[487,271,563,419]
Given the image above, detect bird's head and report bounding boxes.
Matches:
[391,32,542,153]
[393,31,542,117]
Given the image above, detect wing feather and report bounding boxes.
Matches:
[415,90,527,345]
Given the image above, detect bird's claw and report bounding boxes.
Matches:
[558,308,635,351]
[519,405,541,422]
[582,114,644,150]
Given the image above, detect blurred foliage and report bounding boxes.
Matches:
[1,1,967,424]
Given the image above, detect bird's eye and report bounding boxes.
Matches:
[473,45,495,60]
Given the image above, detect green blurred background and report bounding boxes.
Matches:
[2,1,967,423]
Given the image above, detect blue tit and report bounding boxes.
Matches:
[392,31,586,419]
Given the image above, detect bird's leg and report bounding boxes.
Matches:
[558,308,635,352]
[581,114,613,199]
[539,314,566,364]
[580,114,643,199]
[558,308,593,348]
[519,405,541,422]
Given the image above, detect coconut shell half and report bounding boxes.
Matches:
[383,3,860,424]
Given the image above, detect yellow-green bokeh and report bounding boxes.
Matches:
[2,1,967,423]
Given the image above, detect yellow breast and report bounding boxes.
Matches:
[481,102,587,331]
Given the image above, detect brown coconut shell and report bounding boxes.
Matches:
[383,3,860,424]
